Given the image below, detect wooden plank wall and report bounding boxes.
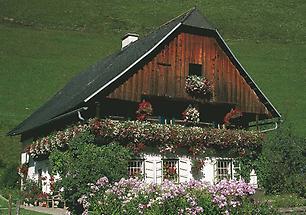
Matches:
[107,32,269,115]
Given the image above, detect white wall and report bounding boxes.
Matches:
[201,158,216,185]
[23,152,257,194]
[24,153,53,193]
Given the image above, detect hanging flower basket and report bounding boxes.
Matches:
[185,75,213,100]
[136,100,153,121]
[182,106,200,123]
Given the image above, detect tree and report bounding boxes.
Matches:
[256,127,306,197]
[50,131,132,214]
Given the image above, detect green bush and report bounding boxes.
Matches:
[256,127,306,197]
[49,131,132,214]
[21,179,42,205]
[0,163,19,189]
[260,193,306,208]
[232,199,278,215]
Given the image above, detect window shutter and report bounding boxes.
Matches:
[179,158,190,183]
[144,160,155,183]
[156,160,162,184]
[232,160,240,180]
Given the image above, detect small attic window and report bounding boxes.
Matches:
[189,63,202,76]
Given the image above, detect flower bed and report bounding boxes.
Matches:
[78,177,276,215]
[26,118,264,159]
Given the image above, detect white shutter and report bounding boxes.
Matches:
[21,153,29,164]
[179,158,189,183]
[144,160,155,183]
[156,160,162,184]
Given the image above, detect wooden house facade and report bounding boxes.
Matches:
[9,8,281,192]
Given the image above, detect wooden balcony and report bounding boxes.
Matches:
[107,115,214,129]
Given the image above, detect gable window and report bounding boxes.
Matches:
[128,159,144,178]
[189,63,202,76]
[215,158,240,182]
[163,159,179,182]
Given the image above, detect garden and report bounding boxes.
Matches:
[0,118,305,214]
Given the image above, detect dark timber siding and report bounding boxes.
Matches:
[107,32,269,115]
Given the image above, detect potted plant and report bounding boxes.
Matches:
[136,100,153,121]
[185,75,213,100]
[182,105,200,123]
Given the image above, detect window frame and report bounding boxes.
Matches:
[214,158,240,183]
[162,158,179,182]
[128,159,145,179]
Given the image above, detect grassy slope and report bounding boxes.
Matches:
[0,0,305,166]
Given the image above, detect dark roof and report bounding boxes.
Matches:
[8,8,280,136]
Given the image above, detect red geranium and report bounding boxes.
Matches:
[224,108,243,125]
[136,100,153,121]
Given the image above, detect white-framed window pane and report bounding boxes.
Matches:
[128,159,144,178]
[216,159,231,181]
[162,159,179,182]
[215,158,240,182]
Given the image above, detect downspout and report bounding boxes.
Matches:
[77,107,88,121]
[259,122,279,133]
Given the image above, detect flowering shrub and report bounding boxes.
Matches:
[78,177,275,215]
[21,179,50,206]
[136,100,153,121]
[182,106,200,123]
[87,177,213,215]
[185,75,213,100]
[26,118,264,159]
[223,108,243,126]
[209,179,255,214]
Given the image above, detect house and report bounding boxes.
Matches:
[8,8,281,193]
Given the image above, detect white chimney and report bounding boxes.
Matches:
[121,33,139,48]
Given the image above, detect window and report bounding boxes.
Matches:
[128,159,144,178]
[215,159,240,182]
[163,159,179,182]
[189,63,202,76]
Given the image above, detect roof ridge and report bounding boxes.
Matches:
[180,7,196,23]
[155,8,195,30]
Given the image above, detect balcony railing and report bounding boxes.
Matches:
[108,115,214,129]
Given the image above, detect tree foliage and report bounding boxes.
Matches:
[256,127,306,197]
[0,163,19,189]
[49,131,132,214]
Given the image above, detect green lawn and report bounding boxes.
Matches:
[0,0,305,167]
[1,196,48,214]
[0,208,48,215]
[254,192,306,208]
[0,196,8,208]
